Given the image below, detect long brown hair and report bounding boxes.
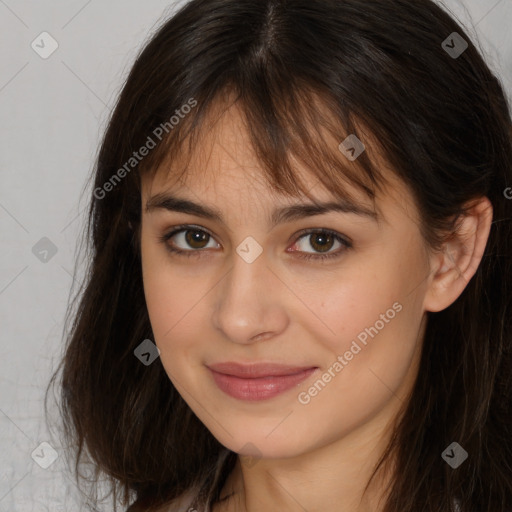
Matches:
[46,0,512,510]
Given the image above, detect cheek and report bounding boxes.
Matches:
[140,239,219,386]
[142,274,202,387]
[292,288,422,436]
[143,275,199,353]
[310,251,425,378]
[311,266,397,347]
[141,235,191,353]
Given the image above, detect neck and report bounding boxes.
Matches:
[214,407,399,512]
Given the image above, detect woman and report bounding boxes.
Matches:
[47,0,512,510]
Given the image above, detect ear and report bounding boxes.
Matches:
[423,196,493,313]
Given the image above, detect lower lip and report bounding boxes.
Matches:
[208,367,318,401]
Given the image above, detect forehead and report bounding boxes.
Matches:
[140,97,418,228]
[142,98,281,194]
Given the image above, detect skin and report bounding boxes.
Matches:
[140,99,493,512]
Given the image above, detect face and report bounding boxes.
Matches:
[140,100,434,461]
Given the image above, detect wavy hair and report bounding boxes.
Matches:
[46,0,512,511]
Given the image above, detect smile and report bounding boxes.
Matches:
[207,363,319,401]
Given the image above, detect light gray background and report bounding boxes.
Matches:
[1,1,511,510]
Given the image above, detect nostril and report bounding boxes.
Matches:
[250,331,273,342]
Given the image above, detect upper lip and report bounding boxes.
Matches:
[207,362,317,378]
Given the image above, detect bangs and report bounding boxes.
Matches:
[136,81,394,212]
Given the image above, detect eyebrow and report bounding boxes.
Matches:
[145,192,379,226]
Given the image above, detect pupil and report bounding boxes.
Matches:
[312,233,332,252]
[187,230,208,248]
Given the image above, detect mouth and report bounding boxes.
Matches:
[206,362,319,401]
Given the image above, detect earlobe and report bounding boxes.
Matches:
[423,197,493,313]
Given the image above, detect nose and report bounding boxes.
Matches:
[211,246,289,345]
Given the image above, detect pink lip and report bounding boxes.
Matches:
[207,362,319,401]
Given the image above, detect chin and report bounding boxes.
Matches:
[208,423,307,461]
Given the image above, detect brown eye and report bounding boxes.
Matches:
[184,229,210,249]
[159,225,352,262]
[287,229,352,262]
[308,232,336,253]
[159,226,220,257]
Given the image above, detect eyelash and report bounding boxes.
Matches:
[158,224,352,262]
